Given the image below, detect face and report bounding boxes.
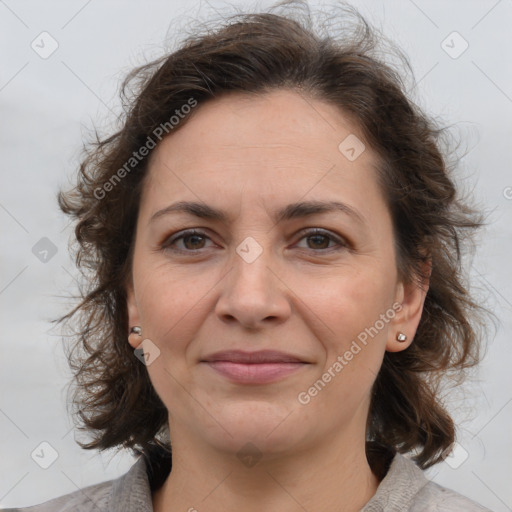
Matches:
[126,89,426,459]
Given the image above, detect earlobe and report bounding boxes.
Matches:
[126,283,142,349]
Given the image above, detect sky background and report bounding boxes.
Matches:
[1,0,511,510]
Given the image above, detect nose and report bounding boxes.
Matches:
[214,238,291,330]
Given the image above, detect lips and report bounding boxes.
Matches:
[201,350,306,364]
[201,350,309,384]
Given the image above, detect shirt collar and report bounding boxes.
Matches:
[361,453,429,511]
[110,455,154,512]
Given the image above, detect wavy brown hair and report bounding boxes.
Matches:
[57,0,486,471]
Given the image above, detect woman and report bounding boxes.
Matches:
[5,1,492,510]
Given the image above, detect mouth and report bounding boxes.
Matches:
[202,350,306,364]
[201,350,309,384]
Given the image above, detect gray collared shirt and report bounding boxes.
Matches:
[3,452,491,511]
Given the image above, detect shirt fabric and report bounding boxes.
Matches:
[3,446,492,512]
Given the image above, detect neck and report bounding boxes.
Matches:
[152,430,380,512]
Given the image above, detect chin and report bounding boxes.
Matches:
[201,400,305,456]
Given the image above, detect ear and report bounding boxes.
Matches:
[126,279,142,349]
[386,260,431,353]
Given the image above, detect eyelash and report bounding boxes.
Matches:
[161,228,348,254]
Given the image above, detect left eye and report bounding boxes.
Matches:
[295,229,346,251]
[162,228,346,253]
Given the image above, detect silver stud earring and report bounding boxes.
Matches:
[130,326,142,336]
[396,332,407,342]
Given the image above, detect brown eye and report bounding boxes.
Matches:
[295,229,347,252]
[306,234,331,249]
[162,230,213,252]
[181,233,207,250]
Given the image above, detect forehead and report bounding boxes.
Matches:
[149,89,370,168]
[141,89,387,225]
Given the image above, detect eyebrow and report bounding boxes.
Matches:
[149,200,367,227]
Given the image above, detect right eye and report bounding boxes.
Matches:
[161,229,215,253]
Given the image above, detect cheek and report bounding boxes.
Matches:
[309,262,396,393]
[133,259,205,343]
[133,266,208,410]
[142,287,199,342]
[305,278,392,416]
[317,265,396,337]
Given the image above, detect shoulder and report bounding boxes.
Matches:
[0,482,113,512]
[1,455,151,512]
[0,480,112,512]
[412,479,492,511]
[362,452,492,512]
